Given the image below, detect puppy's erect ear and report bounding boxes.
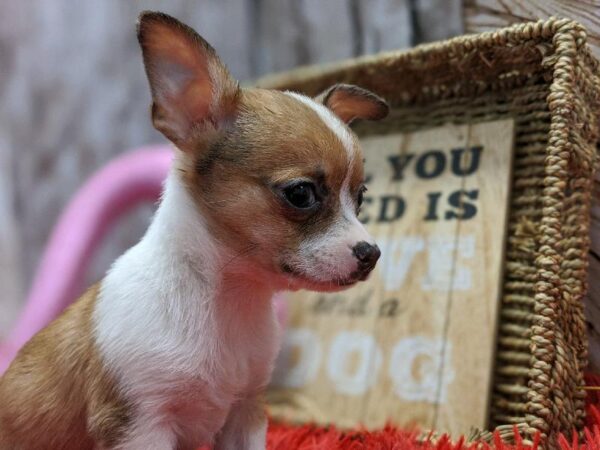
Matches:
[137,11,239,148]
[316,84,389,124]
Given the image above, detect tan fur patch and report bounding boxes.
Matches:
[0,285,131,449]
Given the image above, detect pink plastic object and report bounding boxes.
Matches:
[0,145,288,375]
[0,145,172,374]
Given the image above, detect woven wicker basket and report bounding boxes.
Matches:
[259,19,600,442]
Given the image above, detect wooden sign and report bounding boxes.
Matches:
[269,119,515,436]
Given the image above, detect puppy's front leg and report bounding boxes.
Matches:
[214,396,267,450]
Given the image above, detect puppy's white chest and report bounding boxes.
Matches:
[178,300,280,392]
[95,250,279,439]
[161,317,278,442]
[93,174,280,444]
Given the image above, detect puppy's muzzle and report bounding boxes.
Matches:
[352,241,381,279]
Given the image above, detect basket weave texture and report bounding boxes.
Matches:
[258,19,600,443]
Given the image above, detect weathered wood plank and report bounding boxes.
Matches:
[464,0,600,59]
[0,1,31,337]
[353,0,412,54]
[413,0,463,43]
[0,134,23,336]
[253,0,355,76]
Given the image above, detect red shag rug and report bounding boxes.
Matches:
[264,412,600,450]
[256,374,600,450]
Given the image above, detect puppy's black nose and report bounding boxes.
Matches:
[352,241,381,272]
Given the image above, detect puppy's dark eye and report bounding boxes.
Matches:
[283,182,318,209]
[357,185,367,207]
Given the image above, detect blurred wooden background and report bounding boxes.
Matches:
[3,0,600,372]
[0,0,462,336]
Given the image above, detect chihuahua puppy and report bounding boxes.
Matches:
[0,11,388,450]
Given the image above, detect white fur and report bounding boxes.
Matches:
[109,425,176,450]
[284,92,375,284]
[94,166,280,448]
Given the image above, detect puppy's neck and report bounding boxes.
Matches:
[143,164,273,303]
